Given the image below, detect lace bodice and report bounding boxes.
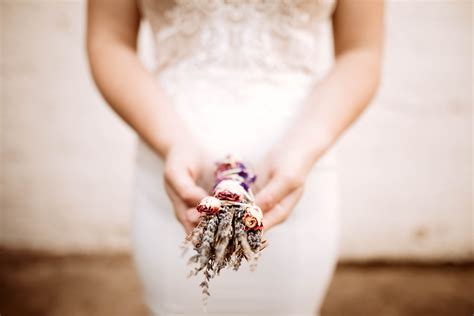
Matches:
[138,0,336,78]
[136,0,338,165]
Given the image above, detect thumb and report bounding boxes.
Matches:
[165,167,208,206]
[255,174,297,213]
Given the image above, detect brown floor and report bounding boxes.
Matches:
[0,249,473,316]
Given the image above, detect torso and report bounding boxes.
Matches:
[137,0,338,162]
[132,1,341,315]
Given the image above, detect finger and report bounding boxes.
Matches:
[185,206,201,225]
[165,165,208,206]
[252,162,272,194]
[255,174,300,213]
[164,181,194,234]
[263,187,304,232]
[165,180,202,233]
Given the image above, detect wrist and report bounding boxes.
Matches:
[283,123,335,165]
[162,130,203,160]
[307,126,335,162]
[150,129,188,159]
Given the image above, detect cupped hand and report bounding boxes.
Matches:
[163,140,213,235]
[255,136,325,232]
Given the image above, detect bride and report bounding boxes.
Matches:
[86,0,383,315]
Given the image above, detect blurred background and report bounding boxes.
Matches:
[1,1,472,315]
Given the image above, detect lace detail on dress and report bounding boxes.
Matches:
[139,0,336,76]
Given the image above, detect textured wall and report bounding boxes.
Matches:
[1,1,472,260]
[1,1,135,252]
[336,1,472,260]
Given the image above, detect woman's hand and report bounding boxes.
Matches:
[163,140,213,235]
[254,133,329,232]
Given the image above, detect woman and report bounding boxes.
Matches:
[86,0,383,315]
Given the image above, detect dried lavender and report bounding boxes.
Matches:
[214,206,234,266]
[182,155,267,307]
[229,249,243,270]
[235,220,254,261]
[247,230,262,250]
[197,215,219,273]
[182,214,210,254]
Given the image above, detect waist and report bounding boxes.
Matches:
[151,65,337,162]
[154,62,320,88]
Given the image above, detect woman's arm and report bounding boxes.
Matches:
[87,0,180,157]
[86,0,208,234]
[256,0,384,230]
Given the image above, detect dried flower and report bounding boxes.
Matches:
[187,215,210,249]
[183,155,267,308]
[213,206,235,272]
[213,179,246,202]
[243,215,257,229]
[247,230,262,250]
[235,220,254,260]
[196,196,222,214]
[243,205,263,230]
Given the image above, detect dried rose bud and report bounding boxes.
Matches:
[215,162,233,176]
[243,205,263,230]
[196,196,222,214]
[243,214,258,229]
[214,190,241,202]
[215,155,244,175]
[213,180,246,202]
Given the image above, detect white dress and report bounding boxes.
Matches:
[132,1,340,315]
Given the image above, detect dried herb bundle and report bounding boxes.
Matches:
[182,155,267,306]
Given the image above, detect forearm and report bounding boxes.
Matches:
[87,37,188,158]
[279,0,384,166]
[294,48,382,160]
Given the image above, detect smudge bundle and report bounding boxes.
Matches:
[182,155,267,306]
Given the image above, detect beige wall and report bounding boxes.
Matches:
[1,1,472,260]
